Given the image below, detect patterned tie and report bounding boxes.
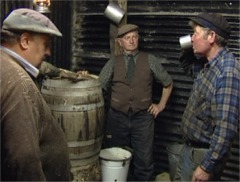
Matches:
[127,54,135,82]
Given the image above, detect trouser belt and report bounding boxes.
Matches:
[185,140,210,149]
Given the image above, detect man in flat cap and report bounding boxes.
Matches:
[0,8,72,181]
[174,12,240,181]
[99,24,173,180]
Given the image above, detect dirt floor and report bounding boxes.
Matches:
[155,172,171,182]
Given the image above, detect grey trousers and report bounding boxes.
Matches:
[173,144,228,181]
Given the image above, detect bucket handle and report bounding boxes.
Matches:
[122,160,126,167]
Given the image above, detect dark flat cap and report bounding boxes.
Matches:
[190,13,230,39]
[117,24,139,37]
[2,8,62,36]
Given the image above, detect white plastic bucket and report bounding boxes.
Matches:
[100,147,132,182]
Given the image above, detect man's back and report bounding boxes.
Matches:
[0,50,71,181]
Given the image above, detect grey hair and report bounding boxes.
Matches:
[1,30,21,45]
[188,20,228,47]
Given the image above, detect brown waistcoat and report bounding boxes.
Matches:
[111,52,153,113]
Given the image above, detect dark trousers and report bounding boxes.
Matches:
[105,108,154,181]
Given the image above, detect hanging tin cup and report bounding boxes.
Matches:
[179,34,192,50]
[104,2,126,25]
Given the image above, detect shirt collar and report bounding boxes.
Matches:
[123,50,139,57]
[0,45,39,78]
[208,47,228,68]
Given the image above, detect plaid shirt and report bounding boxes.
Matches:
[182,47,240,172]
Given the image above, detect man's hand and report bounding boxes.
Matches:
[148,103,165,118]
[192,166,212,182]
[59,69,90,81]
[76,70,89,76]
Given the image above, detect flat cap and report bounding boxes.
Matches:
[117,24,139,37]
[2,8,62,36]
[190,13,230,39]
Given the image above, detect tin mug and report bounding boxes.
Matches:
[179,34,192,50]
[104,2,126,25]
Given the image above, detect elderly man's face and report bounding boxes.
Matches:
[118,31,139,53]
[191,25,212,57]
[23,33,51,68]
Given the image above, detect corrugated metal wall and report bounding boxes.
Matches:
[71,0,110,74]
[0,0,72,69]
[1,0,239,181]
[1,0,30,19]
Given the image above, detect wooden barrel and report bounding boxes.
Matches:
[41,75,104,169]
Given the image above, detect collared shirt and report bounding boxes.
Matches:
[182,47,240,172]
[0,45,39,78]
[99,50,173,91]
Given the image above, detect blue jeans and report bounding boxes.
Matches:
[105,108,154,181]
[173,144,228,181]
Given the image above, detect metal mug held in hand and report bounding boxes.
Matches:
[179,34,192,50]
[104,2,126,25]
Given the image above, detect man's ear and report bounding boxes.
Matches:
[19,32,31,50]
[116,38,122,46]
[208,31,216,44]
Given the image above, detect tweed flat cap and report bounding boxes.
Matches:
[2,8,62,36]
[190,13,230,39]
[117,24,139,37]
